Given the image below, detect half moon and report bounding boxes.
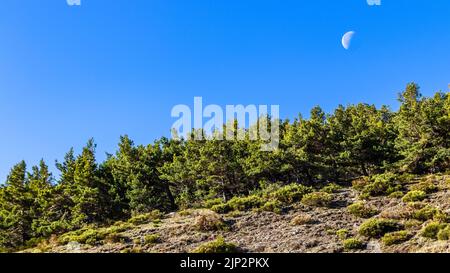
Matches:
[342,31,355,50]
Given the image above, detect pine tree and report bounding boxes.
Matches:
[0,161,32,249]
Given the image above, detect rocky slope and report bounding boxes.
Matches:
[24,174,450,253]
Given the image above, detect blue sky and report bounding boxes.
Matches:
[0,0,449,180]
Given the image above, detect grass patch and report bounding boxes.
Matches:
[358,219,402,238]
[301,192,333,207]
[381,231,411,246]
[128,210,163,225]
[192,236,239,253]
[347,202,379,218]
[402,191,427,203]
[144,234,160,245]
[421,222,448,239]
[320,183,341,194]
[343,238,365,250]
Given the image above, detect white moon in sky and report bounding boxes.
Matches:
[342,31,356,50]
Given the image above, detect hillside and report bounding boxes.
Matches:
[23,174,450,253]
[1,84,448,253]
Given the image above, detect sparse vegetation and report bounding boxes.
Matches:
[411,181,438,194]
[0,84,449,252]
[290,214,314,225]
[381,231,411,246]
[144,234,160,245]
[411,206,439,221]
[128,210,163,225]
[402,191,427,203]
[343,238,365,250]
[321,183,341,194]
[347,202,379,218]
[194,212,228,232]
[421,222,448,239]
[192,236,239,253]
[357,173,403,199]
[301,192,333,207]
[359,219,402,238]
[437,226,450,241]
[336,229,349,240]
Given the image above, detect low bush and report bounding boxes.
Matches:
[227,195,264,211]
[381,231,411,246]
[411,181,438,194]
[121,246,143,253]
[347,202,379,218]
[358,219,402,238]
[265,184,313,204]
[128,210,163,225]
[411,206,438,221]
[336,229,349,240]
[437,226,450,240]
[301,192,333,207]
[389,191,405,198]
[404,219,423,229]
[203,198,224,209]
[402,191,427,203]
[211,203,232,214]
[421,222,448,239]
[343,238,365,250]
[357,173,403,198]
[58,227,106,246]
[144,234,160,245]
[260,200,283,214]
[105,233,129,244]
[194,212,228,232]
[290,214,314,225]
[321,183,341,194]
[192,236,239,253]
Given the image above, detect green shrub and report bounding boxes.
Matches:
[381,231,411,246]
[105,233,129,244]
[343,238,365,250]
[144,234,160,245]
[347,202,379,218]
[321,183,341,194]
[433,210,450,223]
[359,173,402,198]
[128,210,163,225]
[58,227,107,245]
[121,246,143,253]
[358,219,402,238]
[192,236,239,253]
[411,181,438,194]
[404,219,423,229]
[211,203,232,214]
[301,192,333,207]
[336,229,349,240]
[260,200,283,214]
[421,222,448,239]
[402,191,427,203]
[266,184,313,204]
[437,226,450,240]
[389,191,405,198]
[227,195,264,211]
[411,206,438,221]
[203,198,224,209]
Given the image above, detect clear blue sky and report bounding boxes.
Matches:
[1,0,449,181]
